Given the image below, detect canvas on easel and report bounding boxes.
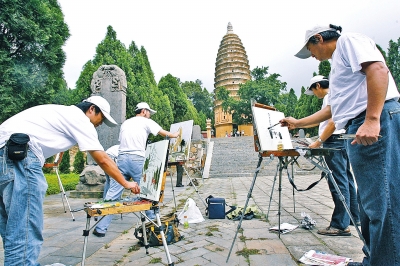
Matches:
[139,139,169,201]
[168,120,193,162]
[251,103,293,151]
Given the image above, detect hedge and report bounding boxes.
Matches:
[45,173,79,195]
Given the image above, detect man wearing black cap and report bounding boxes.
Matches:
[0,95,140,265]
[286,24,400,266]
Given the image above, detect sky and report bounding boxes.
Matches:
[58,0,400,96]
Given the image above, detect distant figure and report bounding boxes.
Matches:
[241,130,245,136]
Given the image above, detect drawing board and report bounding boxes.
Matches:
[139,139,169,201]
[168,120,193,162]
[251,105,293,151]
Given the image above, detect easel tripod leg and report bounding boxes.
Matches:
[81,213,91,266]
[266,162,279,220]
[183,166,207,208]
[154,208,174,266]
[226,154,264,263]
[56,167,75,221]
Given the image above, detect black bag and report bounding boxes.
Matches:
[205,195,236,219]
[134,213,183,247]
[6,133,30,161]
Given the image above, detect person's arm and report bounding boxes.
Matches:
[158,129,180,138]
[352,61,388,145]
[280,105,332,129]
[89,150,140,194]
[309,119,336,148]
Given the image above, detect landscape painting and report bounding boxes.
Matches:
[251,105,293,151]
[168,120,193,162]
[139,140,169,201]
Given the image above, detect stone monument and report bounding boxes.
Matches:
[70,65,127,198]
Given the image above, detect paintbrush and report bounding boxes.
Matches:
[267,122,280,130]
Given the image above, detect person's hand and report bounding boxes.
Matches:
[351,120,381,146]
[309,141,322,149]
[125,181,140,194]
[280,117,298,130]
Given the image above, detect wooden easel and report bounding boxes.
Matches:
[80,140,175,266]
[226,102,369,262]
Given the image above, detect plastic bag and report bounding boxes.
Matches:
[178,198,204,224]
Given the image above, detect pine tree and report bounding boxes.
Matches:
[59,150,70,174]
[73,150,85,174]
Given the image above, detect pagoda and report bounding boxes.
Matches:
[213,23,252,138]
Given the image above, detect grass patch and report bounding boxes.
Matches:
[215,247,224,252]
[239,235,246,242]
[104,243,110,249]
[128,244,140,252]
[122,230,129,234]
[205,232,213,236]
[44,173,79,195]
[206,225,219,232]
[149,257,162,264]
[236,248,260,258]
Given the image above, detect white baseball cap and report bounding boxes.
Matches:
[84,96,118,127]
[305,75,329,95]
[135,102,157,115]
[295,25,338,59]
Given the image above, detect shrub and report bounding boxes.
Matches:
[45,173,79,195]
[42,155,55,174]
[59,150,70,174]
[73,150,85,174]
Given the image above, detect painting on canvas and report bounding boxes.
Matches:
[139,140,169,201]
[251,105,293,151]
[168,120,193,162]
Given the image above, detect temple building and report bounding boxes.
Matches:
[213,22,252,138]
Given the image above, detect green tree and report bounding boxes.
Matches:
[73,150,85,174]
[0,0,70,123]
[158,74,189,123]
[275,88,298,117]
[59,150,70,174]
[387,37,400,90]
[318,60,331,77]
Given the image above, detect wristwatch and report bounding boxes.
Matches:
[317,137,324,143]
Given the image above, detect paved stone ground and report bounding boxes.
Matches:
[0,137,366,265]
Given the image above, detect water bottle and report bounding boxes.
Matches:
[183,216,189,229]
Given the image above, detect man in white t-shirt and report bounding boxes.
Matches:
[94,102,179,237]
[286,24,400,266]
[281,75,360,236]
[0,96,140,266]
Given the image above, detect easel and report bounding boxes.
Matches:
[226,103,369,262]
[167,161,207,209]
[80,140,175,266]
[43,152,75,221]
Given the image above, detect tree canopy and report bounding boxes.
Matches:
[0,0,70,123]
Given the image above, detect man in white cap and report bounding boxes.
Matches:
[281,75,360,237]
[0,95,140,265]
[94,102,179,237]
[284,24,400,266]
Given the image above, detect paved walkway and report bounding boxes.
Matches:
[0,163,365,265]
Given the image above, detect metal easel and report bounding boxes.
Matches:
[43,152,75,221]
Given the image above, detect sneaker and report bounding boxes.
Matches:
[93,229,105,237]
[317,226,351,236]
[347,262,363,266]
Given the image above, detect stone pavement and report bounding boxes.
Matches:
[0,137,366,265]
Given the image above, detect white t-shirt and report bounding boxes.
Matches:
[0,105,104,165]
[329,32,399,130]
[318,92,345,136]
[118,116,161,157]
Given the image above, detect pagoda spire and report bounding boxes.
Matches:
[227,22,234,34]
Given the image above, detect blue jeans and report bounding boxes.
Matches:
[323,135,360,230]
[346,99,400,266]
[95,154,155,234]
[0,148,47,266]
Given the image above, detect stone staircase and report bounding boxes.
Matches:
[208,136,321,178]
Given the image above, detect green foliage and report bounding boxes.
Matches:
[42,155,55,174]
[45,173,79,195]
[0,0,70,123]
[59,150,70,174]
[387,37,400,90]
[318,61,331,77]
[73,150,85,174]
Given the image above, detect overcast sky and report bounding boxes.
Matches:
[58,0,400,96]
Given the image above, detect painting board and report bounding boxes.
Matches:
[168,120,193,162]
[251,105,293,151]
[139,139,169,201]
